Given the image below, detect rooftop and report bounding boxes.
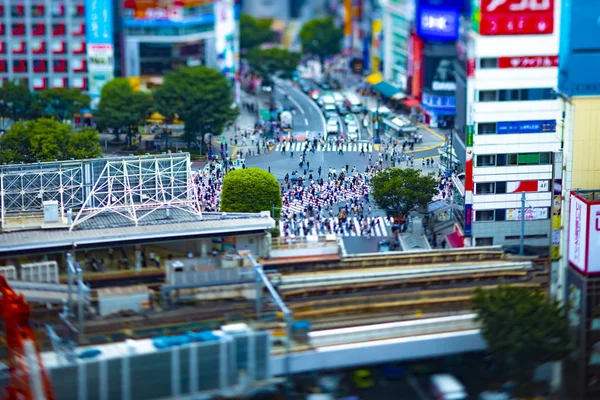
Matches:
[0,209,275,255]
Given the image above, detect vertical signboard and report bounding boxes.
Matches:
[568,193,588,273]
[411,33,423,99]
[214,0,236,82]
[371,19,382,74]
[464,125,474,236]
[85,0,114,107]
[589,203,600,273]
[344,0,353,54]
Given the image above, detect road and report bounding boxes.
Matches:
[275,79,326,141]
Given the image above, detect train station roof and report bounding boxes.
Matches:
[0,209,275,255]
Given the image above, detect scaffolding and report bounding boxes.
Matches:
[0,154,201,230]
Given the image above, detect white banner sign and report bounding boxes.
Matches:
[506,207,548,221]
[568,194,588,272]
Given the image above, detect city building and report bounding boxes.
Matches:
[409,0,466,128]
[556,0,600,398]
[0,0,112,100]
[380,0,415,91]
[454,0,562,248]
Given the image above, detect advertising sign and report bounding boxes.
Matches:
[464,204,473,235]
[498,55,558,68]
[86,0,112,44]
[497,119,557,134]
[506,207,549,221]
[425,57,456,93]
[506,180,549,193]
[122,0,213,27]
[477,0,555,36]
[371,19,382,74]
[86,0,114,106]
[214,0,236,81]
[568,193,588,273]
[417,7,460,41]
[588,203,600,273]
[411,33,423,99]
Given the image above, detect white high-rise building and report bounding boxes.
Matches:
[454,0,562,248]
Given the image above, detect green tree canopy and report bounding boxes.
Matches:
[473,286,572,396]
[240,14,277,52]
[34,88,90,122]
[153,66,238,151]
[221,168,282,218]
[299,17,343,62]
[371,168,437,216]
[95,78,153,141]
[246,47,301,79]
[0,118,101,164]
[0,80,35,123]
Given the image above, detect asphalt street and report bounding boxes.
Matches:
[275,79,326,140]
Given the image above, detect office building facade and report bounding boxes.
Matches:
[454,0,562,247]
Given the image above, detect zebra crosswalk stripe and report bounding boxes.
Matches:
[278,216,391,238]
[275,142,369,153]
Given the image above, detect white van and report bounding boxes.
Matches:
[430,374,468,400]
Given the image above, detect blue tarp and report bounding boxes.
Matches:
[153,330,220,350]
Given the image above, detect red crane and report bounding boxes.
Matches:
[0,275,54,400]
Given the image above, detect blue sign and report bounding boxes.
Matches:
[417,7,459,41]
[497,120,557,134]
[85,0,113,45]
[123,14,215,28]
[464,204,472,235]
[422,93,456,110]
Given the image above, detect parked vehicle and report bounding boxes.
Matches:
[430,374,468,400]
[326,119,339,135]
[280,111,293,129]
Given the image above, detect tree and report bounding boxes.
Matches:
[0,118,102,163]
[0,80,35,125]
[472,286,572,396]
[246,47,301,78]
[240,14,276,52]
[371,168,437,217]
[34,88,91,122]
[153,66,238,152]
[67,127,102,159]
[95,78,153,142]
[221,168,282,218]
[299,17,343,62]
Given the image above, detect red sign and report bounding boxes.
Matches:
[479,0,554,36]
[467,59,476,77]
[498,55,558,68]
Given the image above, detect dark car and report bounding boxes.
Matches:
[320,82,331,90]
[336,103,349,115]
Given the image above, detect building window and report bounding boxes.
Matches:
[476,210,495,221]
[495,209,506,221]
[496,154,507,166]
[539,152,552,164]
[476,155,496,167]
[478,122,497,134]
[476,182,495,195]
[479,90,497,102]
[495,181,507,194]
[508,154,518,165]
[11,5,24,17]
[505,234,548,240]
[499,89,520,101]
[475,237,494,246]
[517,153,540,165]
[480,58,498,69]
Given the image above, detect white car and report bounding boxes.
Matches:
[326,119,338,134]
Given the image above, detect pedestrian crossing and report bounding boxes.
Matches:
[274,142,373,153]
[282,185,370,215]
[278,216,391,238]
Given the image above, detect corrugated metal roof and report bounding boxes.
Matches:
[0,211,275,254]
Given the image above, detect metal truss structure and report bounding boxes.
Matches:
[0,154,201,229]
[0,159,89,226]
[70,154,200,230]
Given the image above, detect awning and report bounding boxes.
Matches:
[404,98,420,108]
[365,73,383,85]
[371,80,402,99]
[446,232,464,248]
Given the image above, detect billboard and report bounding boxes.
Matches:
[371,19,382,74]
[506,207,548,221]
[474,0,555,36]
[567,192,600,274]
[417,7,459,41]
[497,119,557,134]
[214,0,237,81]
[85,0,114,106]
[122,0,214,27]
[424,56,456,92]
